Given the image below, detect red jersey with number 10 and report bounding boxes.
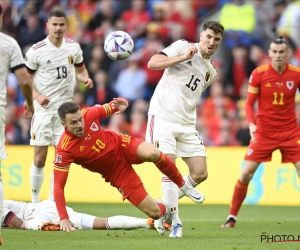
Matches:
[246,63,300,132]
[54,104,129,182]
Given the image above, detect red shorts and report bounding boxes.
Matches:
[110,135,148,206]
[245,126,300,163]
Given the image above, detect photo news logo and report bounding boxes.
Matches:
[261,233,300,243]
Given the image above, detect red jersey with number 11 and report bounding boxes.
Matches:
[246,63,300,132]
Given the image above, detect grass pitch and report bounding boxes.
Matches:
[2,203,300,250]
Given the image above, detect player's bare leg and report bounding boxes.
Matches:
[221,160,259,228]
[0,163,4,245]
[30,146,48,203]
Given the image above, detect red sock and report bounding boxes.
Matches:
[157,202,166,217]
[154,152,184,188]
[229,180,249,216]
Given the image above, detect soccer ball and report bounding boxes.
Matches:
[104,31,134,60]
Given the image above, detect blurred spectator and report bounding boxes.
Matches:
[219,0,256,49]
[121,0,151,40]
[249,43,269,66]
[114,55,147,119]
[168,0,198,42]
[223,45,256,100]
[87,0,120,32]
[128,99,148,138]
[277,0,300,47]
[138,23,164,100]
[17,14,46,49]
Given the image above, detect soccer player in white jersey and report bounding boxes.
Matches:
[0,4,34,245]
[25,10,93,203]
[146,21,224,237]
[2,199,166,232]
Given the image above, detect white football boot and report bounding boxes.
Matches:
[169,223,183,238]
[154,198,170,235]
[179,182,205,204]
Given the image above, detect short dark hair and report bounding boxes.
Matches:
[0,4,3,15]
[58,102,80,121]
[270,36,289,48]
[203,21,224,36]
[49,9,67,20]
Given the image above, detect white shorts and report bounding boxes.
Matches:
[30,114,64,146]
[146,115,206,157]
[27,200,95,229]
[0,106,8,161]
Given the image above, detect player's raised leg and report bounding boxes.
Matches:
[221,160,259,228]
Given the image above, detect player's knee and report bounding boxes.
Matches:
[240,170,254,183]
[145,147,160,162]
[192,170,208,183]
[34,158,46,168]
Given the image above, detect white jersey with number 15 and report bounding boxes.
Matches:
[148,39,217,125]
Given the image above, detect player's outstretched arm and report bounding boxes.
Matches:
[148,45,197,70]
[75,64,93,89]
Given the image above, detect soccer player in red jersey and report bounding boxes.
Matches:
[54,97,204,233]
[221,37,300,228]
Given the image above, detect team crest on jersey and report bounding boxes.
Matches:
[90,122,99,131]
[286,81,294,90]
[205,72,210,81]
[247,149,253,156]
[68,56,74,64]
[56,154,62,163]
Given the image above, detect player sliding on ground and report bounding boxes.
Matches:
[2,199,171,231]
[53,98,205,233]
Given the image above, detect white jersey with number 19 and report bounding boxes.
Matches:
[148,39,217,125]
[25,36,84,115]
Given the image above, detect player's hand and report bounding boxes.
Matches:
[111,97,129,114]
[36,95,50,108]
[84,78,94,89]
[249,123,257,143]
[182,44,198,61]
[23,101,34,118]
[60,219,78,233]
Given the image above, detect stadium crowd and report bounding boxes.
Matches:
[1,0,300,146]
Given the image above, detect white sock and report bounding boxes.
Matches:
[162,174,182,226]
[178,174,198,199]
[48,171,54,201]
[106,216,148,230]
[30,163,44,203]
[0,175,3,236]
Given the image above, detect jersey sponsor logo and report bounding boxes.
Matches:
[205,72,210,82]
[286,81,294,90]
[46,60,51,64]
[55,154,62,163]
[90,122,99,131]
[68,56,74,64]
[264,82,272,87]
[247,149,253,156]
[80,146,85,152]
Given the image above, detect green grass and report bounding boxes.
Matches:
[2,203,300,250]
